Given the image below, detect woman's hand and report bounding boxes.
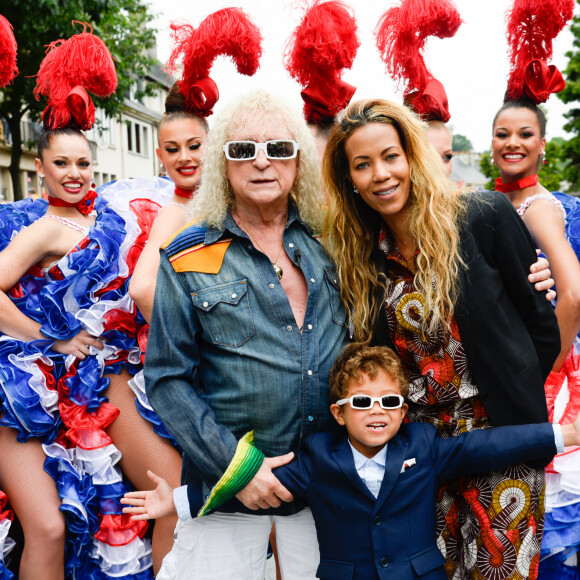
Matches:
[52,329,104,359]
[528,253,556,301]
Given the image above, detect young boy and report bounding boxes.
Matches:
[122,344,579,580]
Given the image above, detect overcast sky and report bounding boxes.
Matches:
[147,0,579,152]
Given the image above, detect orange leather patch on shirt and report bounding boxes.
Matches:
[169,239,232,274]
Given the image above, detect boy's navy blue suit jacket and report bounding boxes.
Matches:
[273,422,556,580]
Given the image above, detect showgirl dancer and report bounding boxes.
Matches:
[283,0,359,159]
[490,1,580,577]
[374,0,461,178]
[0,24,181,579]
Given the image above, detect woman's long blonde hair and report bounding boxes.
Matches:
[323,99,467,342]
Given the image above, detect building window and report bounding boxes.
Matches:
[91,109,115,148]
[126,120,148,156]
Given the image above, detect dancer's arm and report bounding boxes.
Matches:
[129,204,188,323]
[0,219,103,357]
[522,199,580,370]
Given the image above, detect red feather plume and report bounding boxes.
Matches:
[166,8,263,117]
[34,22,117,130]
[0,14,18,88]
[284,0,359,124]
[375,0,462,122]
[506,0,574,102]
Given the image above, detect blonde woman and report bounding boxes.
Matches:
[323,99,560,580]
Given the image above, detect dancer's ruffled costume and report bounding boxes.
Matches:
[98,178,177,445]
[518,191,580,577]
[0,177,173,579]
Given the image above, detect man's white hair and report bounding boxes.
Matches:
[190,90,324,231]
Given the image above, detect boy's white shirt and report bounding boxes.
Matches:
[174,425,565,521]
[348,440,387,498]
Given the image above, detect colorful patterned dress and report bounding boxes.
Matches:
[0,177,173,580]
[517,192,580,580]
[378,228,546,580]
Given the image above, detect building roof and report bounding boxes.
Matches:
[450,156,488,186]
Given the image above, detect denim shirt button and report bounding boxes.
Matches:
[307,370,312,376]
[310,278,315,283]
[231,293,237,299]
[203,301,209,308]
[269,283,275,288]
[307,324,313,330]
[286,325,292,331]
[289,243,294,248]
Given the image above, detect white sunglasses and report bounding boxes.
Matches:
[223,140,299,161]
[336,394,405,410]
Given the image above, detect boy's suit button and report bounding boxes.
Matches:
[380,558,389,568]
[373,517,381,526]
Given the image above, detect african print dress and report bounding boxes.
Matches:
[518,192,580,580]
[379,228,546,580]
[0,177,173,580]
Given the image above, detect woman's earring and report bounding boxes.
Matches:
[353,185,359,195]
[159,162,166,177]
[39,174,44,187]
[542,152,547,165]
[490,156,494,166]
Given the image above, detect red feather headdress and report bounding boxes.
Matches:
[166,8,263,117]
[0,14,18,88]
[505,0,574,103]
[34,22,117,131]
[375,0,462,122]
[284,0,360,125]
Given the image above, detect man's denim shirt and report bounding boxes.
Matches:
[145,203,348,515]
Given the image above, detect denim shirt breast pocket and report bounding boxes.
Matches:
[191,279,255,348]
[324,267,346,327]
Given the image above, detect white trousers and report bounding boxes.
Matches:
[157,508,319,580]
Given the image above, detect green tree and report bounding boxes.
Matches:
[452,134,473,152]
[558,0,580,193]
[479,152,500,190]
[540,138,565,192]
[0,0,157,200]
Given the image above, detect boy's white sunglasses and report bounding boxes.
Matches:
[223,140,299,161]
[336,394,405,410]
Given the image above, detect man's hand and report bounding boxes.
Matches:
[529,253,556,301]
[121,470,176,520]
[235,452,295,510]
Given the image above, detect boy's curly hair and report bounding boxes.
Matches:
[329,343,409,404]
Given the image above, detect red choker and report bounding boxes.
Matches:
[174,186,195,199]
[495,174,539,193]
[47,190,97,215]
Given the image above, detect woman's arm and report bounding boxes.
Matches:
[522,199,580,370]
[0,221,103,357]
[129,204,187,323]
[0,221,60,340]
